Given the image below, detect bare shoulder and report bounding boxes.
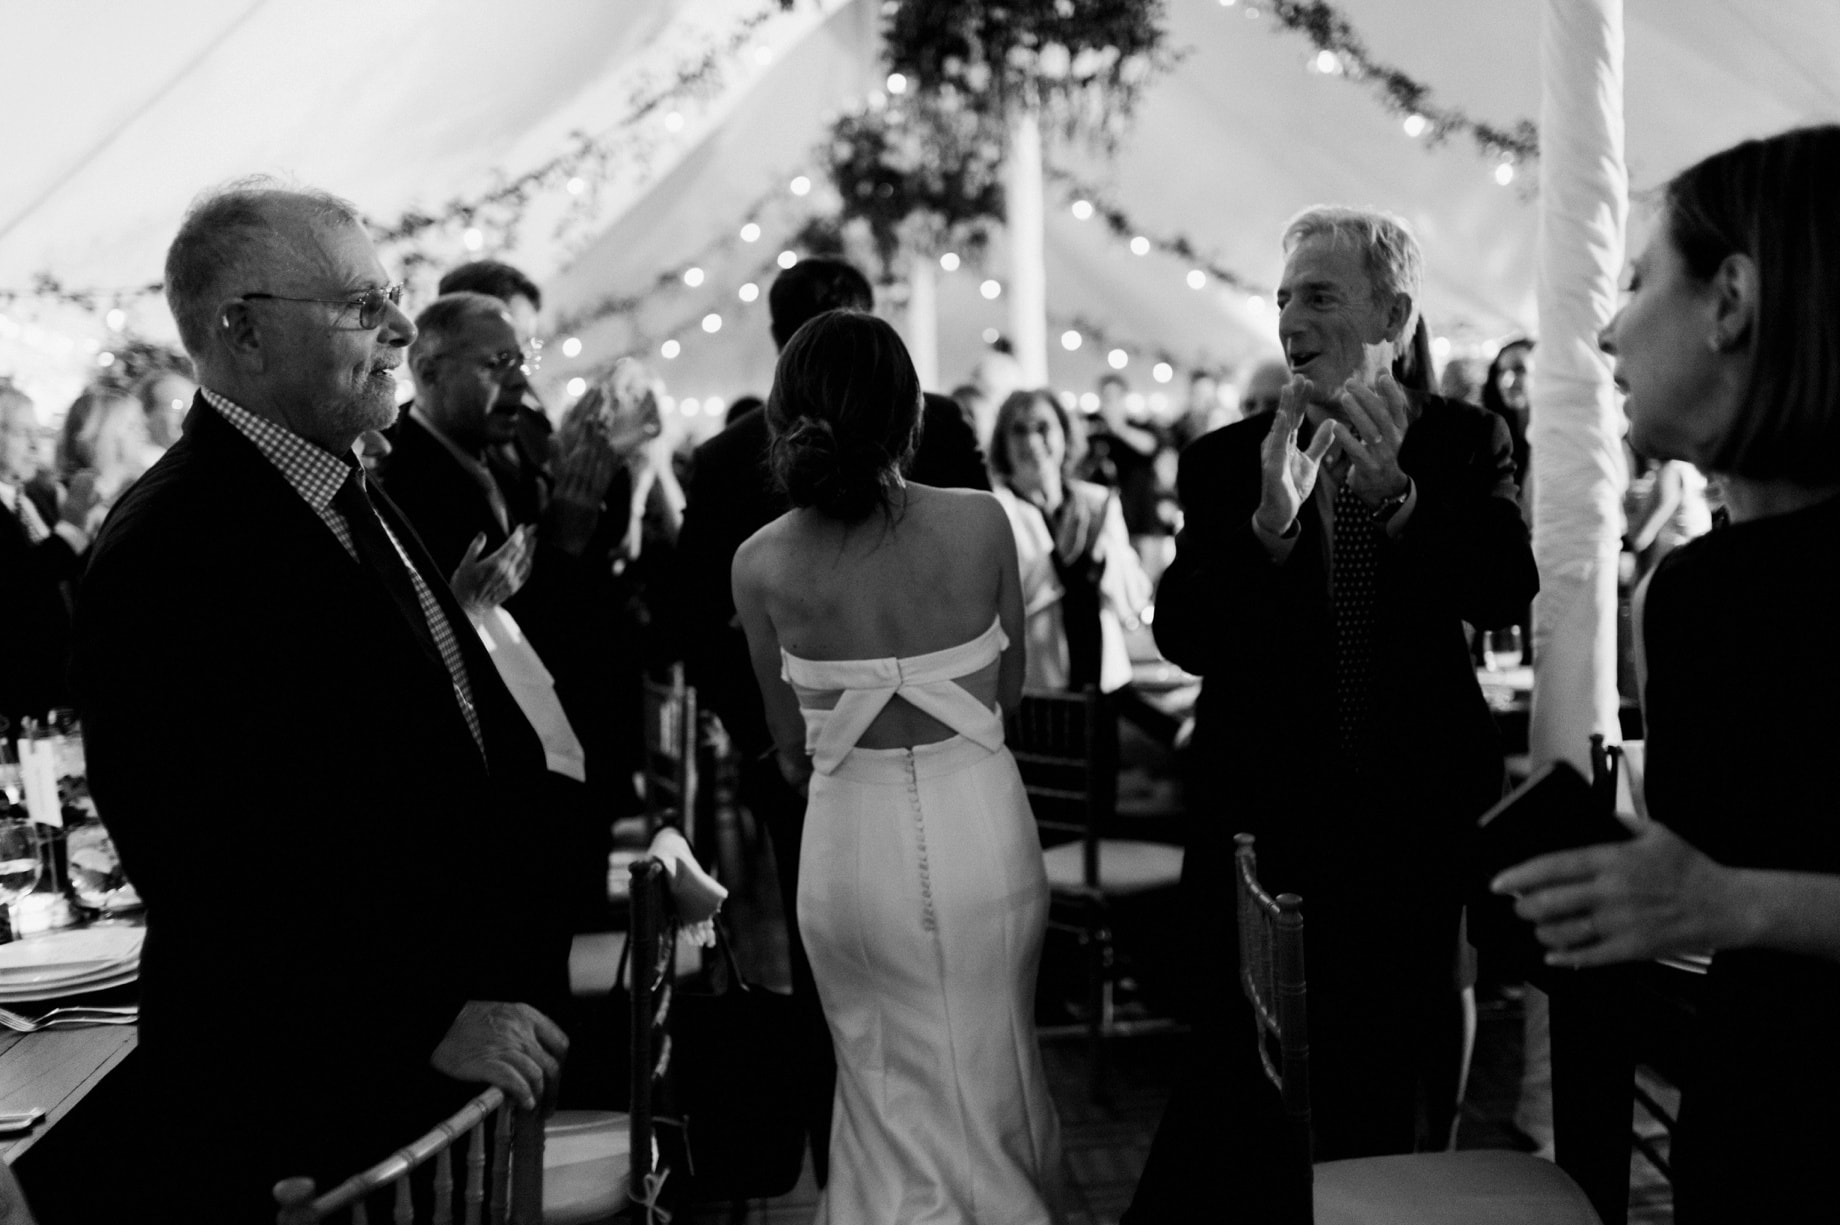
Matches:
[732,510,797,593]
[907,483,1007,538]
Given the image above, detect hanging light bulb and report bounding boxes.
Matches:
[778,250,799,269]
[1107,349,1129,370]
[567,177,586,194]
[1495,161,1516,186]
[683,267,705,288]
[1071,200,1094,221]
[462,228,484,251]
[790,176,812,197]
[1130,236,1151,256]
[1403,113,1429,139]
[939,252,960,272]
[702,313,723,334]
[1061,330,1082,351]
[561,337,583,358]
[738,283,760,303]
[661,339,681,359]
[1186,270,1207,290]
[1153,362,1174,383]
[740,222,761,243]
[887,73,908,94]
[567,377,588,397]
[980,280,1002,300]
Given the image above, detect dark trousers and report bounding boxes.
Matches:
[740,752,835,1186]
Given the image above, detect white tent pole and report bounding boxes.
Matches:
[1529,0,1628,776]
[906,256,940,390]
[1006,109,1050,385]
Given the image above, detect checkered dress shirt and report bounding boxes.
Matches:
[201,389,487,761]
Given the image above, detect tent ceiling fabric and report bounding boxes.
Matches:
[2,0,1836,412]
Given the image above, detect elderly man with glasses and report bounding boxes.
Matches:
[74,179,569,1219]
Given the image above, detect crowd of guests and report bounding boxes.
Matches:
[0,120,1833,1223]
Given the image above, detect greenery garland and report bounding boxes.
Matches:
[823,91,1006,273]
[883,0,1175,149]
[1262,0,1538,165]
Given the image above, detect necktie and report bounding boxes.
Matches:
[330,466,487,764]
[1331,480,1381,760]
[13,490,50,545]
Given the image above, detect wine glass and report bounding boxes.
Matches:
[0,819,41,942]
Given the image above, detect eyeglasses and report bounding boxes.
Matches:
[239,282,404,329]
[477,349,527,377]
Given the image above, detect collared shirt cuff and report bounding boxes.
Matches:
[1382,478,1419,539]
[52,521,88,553]
[1251,512,1300,562]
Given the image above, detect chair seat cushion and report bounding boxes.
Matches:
[543,1110,631,1225]
[1313,1150,1602,1225]
[1043,839,1184,895]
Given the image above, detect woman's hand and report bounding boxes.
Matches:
[1490,820,1755,968]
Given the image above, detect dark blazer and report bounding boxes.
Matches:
[0,493,81,731]
[676,392,988,757]
[75,396,557,1210]
[375,410,584,664]
[1156,393,1535,863]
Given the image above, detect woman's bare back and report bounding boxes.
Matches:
[741,484,1023,748]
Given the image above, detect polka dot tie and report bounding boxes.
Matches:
[1332,480,1380,759]
[14,492,51,545]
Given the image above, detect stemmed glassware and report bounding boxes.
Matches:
[0,816,41,942]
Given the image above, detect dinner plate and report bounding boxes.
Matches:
[0,928,143,985]
[0,954,140,992]
[0,964,138,1003]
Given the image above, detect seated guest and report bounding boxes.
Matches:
[1496,123,1840,1223]
[75,178,567,1218]
[58,386,155,524]
[132,365,199,451]
[989,388,1151,695]
[1237,357,1290,423]
[0,385,95,733]
[1481,338,1535,489]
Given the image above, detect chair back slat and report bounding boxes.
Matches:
[1233,833,1313,1172]
[274,1086,539,1225]
[629,857,682,1202]
[641,665,701,842]
[1009,687,1117,888]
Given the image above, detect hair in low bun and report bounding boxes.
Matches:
[767,310,923,522]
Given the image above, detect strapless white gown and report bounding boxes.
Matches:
[783,617,1061,1224]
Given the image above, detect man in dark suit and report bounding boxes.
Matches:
[1128,206,1537,1218]
[436,259,554,512]
[676,256,988,1179]
[0,385,95,735]
[377,290,621,927]
[75,182,568,1217]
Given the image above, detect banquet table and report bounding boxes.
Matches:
[0,1025,136,1163]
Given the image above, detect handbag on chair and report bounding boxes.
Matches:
[667,917,808,1202]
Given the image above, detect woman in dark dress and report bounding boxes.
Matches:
[1495,124,1840,1222]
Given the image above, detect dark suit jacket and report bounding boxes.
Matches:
[75,397,558,1208]
[0,493,81,731]
[676,392,988,757]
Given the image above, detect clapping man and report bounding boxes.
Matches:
[76,181,568,1216]
[1129,206,1536,1218]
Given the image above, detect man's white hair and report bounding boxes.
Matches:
[1282,205,1423,342]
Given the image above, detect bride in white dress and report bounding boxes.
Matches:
[733,311,1062,1224]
